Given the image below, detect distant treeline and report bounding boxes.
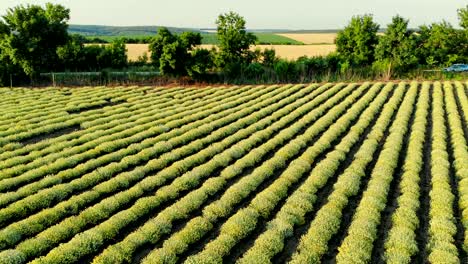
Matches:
[0,3,467,86]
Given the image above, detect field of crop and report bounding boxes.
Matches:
[0,82,468,264]
[277,33,337,44]
[95,32,337,61]
[126,44,336,61]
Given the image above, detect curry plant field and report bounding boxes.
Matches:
[1,82,468,264]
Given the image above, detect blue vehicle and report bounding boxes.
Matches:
[443,64,468,72]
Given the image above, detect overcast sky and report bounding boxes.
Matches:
[0,0,466,29]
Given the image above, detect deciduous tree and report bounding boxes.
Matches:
[149,28,211,77]
[458,5,468,29]
[0,3,70,77]
[335,14,379,66]
[416,22,464,66]
[215,12,257,68]
[374,15,418,75]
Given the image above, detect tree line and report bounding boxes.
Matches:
[0,3,467,86]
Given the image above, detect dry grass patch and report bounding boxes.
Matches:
[126,44,151,61]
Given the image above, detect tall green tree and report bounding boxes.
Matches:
[0,55,20,86]
[0,3,70,77]
[335,14,379,66]
[101,39,128,69]
[458,5,468,29]
[56,34,87,70]
[215,11,257,68]
[187,48,214,79]
[374,15,418,75]
[0,19,13,85]
[161,31,201,76]
[57,35,128,71]
[149,28,177,68]
[149,28,211,77]
[458,5,468,62]
[416,21,464,66]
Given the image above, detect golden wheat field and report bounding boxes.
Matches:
[126,43,337,61]
[116,33,340,61]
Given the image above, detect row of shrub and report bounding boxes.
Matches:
[383,82,430,263]
[0,85,286,262]
[335,81,419,263]
[94,83,350,263]
[238,82,402,263]
[186,83,382,264]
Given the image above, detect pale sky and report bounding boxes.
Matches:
[0,0,466,30]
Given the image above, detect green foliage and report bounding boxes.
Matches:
[188,49,214,79]
[104,39,128,69]
[274,60,297,81]
[0,250,26,264]
[458,5,468,29]
[222,52,344,84]
[374,16,418,76]
[56,34,88,70]
[260,48,278,67]
[336,14,379,66]
[244,63,265,80]
[0,3,70,77]
[0,21,8,35]
[57,36,127,71]
[215,12,257,68]
[149,28,209,76]
[149,28,176,68]
[160,32,199,75]
[0,56,22,86]
[416,22,465,66]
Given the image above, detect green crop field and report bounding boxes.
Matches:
[0,82,468,264]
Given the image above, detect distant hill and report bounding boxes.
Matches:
[68,25,202,37]
[68,25,305,45]
[68,25,345,36]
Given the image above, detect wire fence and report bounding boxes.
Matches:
[38,71,161,87]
